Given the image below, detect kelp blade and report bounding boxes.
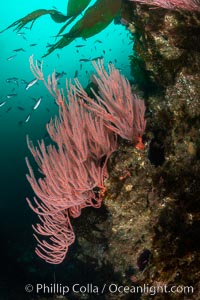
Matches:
[66,0,91,17]
[44,0,122,57]
[56,0,92,36]
[0,9,68,33]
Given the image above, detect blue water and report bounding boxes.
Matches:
[0,1,134,298]
[0,0,133,134]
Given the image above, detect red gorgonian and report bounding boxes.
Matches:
[26,57,146,264]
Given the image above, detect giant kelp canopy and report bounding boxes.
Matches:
[1,0,122,57]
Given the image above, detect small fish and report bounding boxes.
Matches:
[91,55,103,61]
[6,78,18,85]
[95,40,102,44]
[7,93,17,98]
[75,45,85,48]
[29,43,37,47]
[20,79,28,85]
[46,43,54,48]
[25,78,38,90]
[16,32,27,40]
[6,77,18,81]
[55,71,66,81]
[33,97,42,110]
[17,32,26,36]
[6,107,12,113]
[7,55,16,61]
[25,114,30,123]
[0,101,6,107]
[43,132,49,140]
[29,97,37,102]
[79,58,91,62]
[17,106,25,111]
[74,70,78,77]
[13,48,25,52]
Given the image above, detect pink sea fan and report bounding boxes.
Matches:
[26,57,146,264]
[32,211,75,264]
[73,60,146,149]
[129,0,200,12]
[47,88,117,162]
[26,59,118,264]
[26,127,106,263]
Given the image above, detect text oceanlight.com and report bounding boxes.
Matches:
[25,283,194,296]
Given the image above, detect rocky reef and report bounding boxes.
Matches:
[72,2,200,300]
